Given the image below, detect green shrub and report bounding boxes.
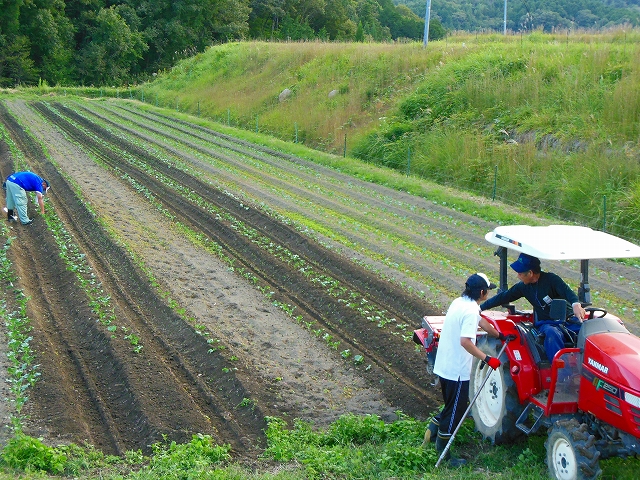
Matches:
[139,434,231,476]
[0,434,67,474]
[263,413,444,478]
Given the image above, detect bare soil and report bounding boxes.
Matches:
[0,98,638,462]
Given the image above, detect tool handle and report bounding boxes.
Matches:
[435,340,509,467]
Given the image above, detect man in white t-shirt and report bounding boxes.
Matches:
[424,273,507,467]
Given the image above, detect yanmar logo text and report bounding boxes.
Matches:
[588,357,609,375]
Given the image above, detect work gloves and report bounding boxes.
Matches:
[482,355,501,370]
[480,333,517,370]
[498,332,517,343]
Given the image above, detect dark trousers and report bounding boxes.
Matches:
[435,377,470,437]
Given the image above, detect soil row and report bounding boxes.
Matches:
[0,98,442,457]
[37,101,436,412]
[1,101,270,456]
[82,100,640,313]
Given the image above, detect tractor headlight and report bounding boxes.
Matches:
[625,391,640,408]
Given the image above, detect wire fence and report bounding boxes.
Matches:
[437,169,640,245]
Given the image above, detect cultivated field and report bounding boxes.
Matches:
[1,98,639,461]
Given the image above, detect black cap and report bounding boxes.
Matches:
[466,272,497,291]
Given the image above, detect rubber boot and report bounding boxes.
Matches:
[435,433,467,468]
[7,209,15,221]
[421,420,438,447]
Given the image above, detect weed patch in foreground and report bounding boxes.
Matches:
[262,412,522,479]
[0,413,638,479]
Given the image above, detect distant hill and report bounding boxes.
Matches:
[395,0,640,32]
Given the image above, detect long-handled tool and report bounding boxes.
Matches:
[435,339,510,467]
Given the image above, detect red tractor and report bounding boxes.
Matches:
[414,225,640,480]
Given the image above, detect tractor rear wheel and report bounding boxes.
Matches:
[545,418,601,480]
[470,336,524,444]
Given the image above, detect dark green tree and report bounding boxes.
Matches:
[123,0,249,73]
[395,0,639,32]
[75,6,147,85]
[0,0,23,36]
[0,0,30,86]
[0,34,37,86]
[0,0,71,85]
[19,0,75,84]
[249,0,287,38]
[310,0,357,40]
[277,15,316,39]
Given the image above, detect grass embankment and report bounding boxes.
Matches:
[140,31,640,243]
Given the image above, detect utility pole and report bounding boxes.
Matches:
[503,0,507,34]
[423,0,432,48]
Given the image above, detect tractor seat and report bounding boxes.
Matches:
[529,322,577,352]
[535,299,579,349]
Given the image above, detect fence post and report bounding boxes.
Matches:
[294,122,298,143]
[492,165,498,201]
[227,109,230,126]
[197,101,200,116]
[603,195,607,232]
[407,147,411,175]
[256,115,259,133]
[343,133,347,158]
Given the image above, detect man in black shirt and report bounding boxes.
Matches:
[480,253,586,361]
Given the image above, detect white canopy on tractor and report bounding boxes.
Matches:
[485,225,640,260]
[484,225,640,304]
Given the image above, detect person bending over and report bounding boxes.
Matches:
[4,171,50,225]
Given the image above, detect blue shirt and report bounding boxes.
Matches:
[7,172,45,194]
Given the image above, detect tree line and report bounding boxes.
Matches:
[396,0,640,33]
[0,0,444,88]
[3,0,635,88]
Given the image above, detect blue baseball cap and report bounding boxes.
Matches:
[510,253,540,273]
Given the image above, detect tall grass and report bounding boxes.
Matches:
[348,30,640,240]
[142,40,452,150]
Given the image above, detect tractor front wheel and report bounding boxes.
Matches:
[545,419,601,480]
[470,336,524,444]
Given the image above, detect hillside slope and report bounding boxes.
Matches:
[141,32,640,242]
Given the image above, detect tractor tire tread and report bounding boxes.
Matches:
[546,419,602,480]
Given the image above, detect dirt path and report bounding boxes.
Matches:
[1,97,639,459]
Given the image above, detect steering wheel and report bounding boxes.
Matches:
[585,307,607,319]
